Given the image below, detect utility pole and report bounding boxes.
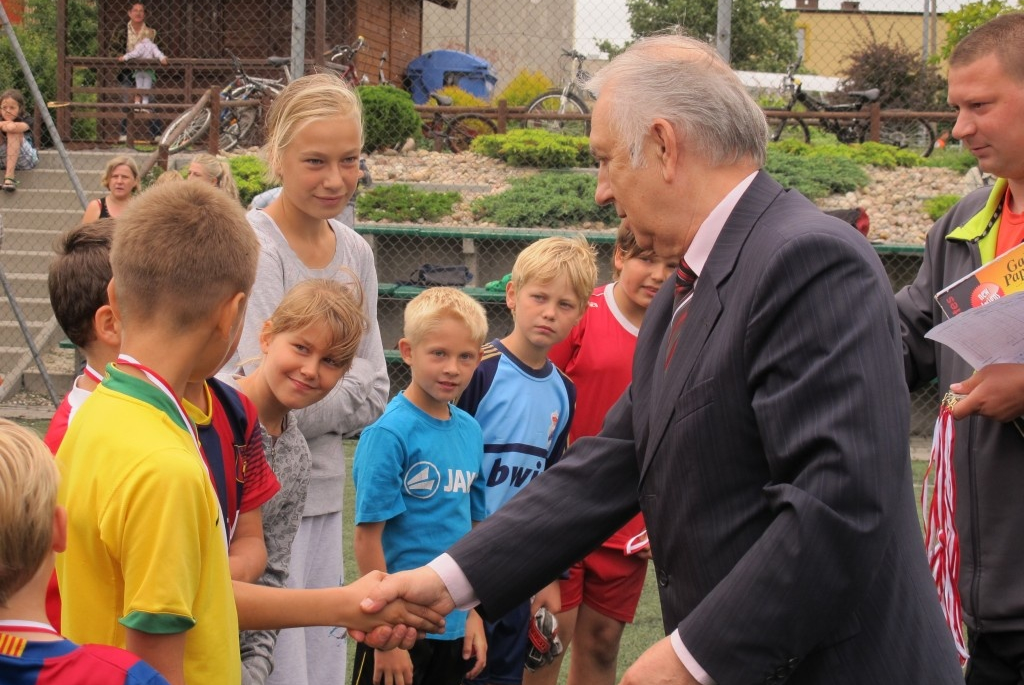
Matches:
[717,0,733,63]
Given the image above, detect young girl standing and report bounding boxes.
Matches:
[225,278,367,685]
[232,72,388,685]
[536,222,677,685]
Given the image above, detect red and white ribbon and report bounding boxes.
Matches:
[921,392,968,664]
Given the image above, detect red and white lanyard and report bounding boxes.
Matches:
[0,620,58,636]
[83,364,104,384]
[115,354,227,551]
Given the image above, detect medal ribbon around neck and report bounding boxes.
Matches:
[0,620,59,635]
[115,354,228,551]
[83,364,104,384]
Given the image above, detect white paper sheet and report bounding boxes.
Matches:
[926,291,1024,369]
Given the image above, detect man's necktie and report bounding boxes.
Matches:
[665,259,697,368]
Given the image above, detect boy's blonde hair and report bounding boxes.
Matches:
[511,236,597,313]
[261,73,363,185]
[111,182,258,330]
[404,287,488,346]
[265,278,367,369]
[48,219,115,349]
[0,419,59,606]
[189,153,239,202]
[101,155,140,190]
[153,168,185,186]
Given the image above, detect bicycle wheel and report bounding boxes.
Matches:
[445,114,497,153]
[526,90,590,136]
[880,118,936,157]
[770,116,810,144]
[166,106,211,153]
[217,107,250,152]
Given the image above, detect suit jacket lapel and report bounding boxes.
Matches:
[640,172,785,482]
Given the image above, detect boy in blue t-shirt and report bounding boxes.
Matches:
[457,236,598,685]
[352,287,490,685]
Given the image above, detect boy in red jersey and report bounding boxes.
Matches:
[537,221,677,685]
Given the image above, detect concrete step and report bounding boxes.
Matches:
[0,295,55,322]
[1,209,82,234]
[0,250,54,276]
[22,369,74,397]
[2,228,62,255]
[34,149,150,172]
[0,273,50,300]
[0,188,102,211]
[1,168,103,191]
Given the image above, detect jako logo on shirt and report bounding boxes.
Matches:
[404,462,478,499]
[404,462,441,498]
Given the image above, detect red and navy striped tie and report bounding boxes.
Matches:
[665,259,697,368]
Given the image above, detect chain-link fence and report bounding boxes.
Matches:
[0,0,972,152]
[0,0,971,432]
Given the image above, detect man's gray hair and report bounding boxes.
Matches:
[586,34,768,169]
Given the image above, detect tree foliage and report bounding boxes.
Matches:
[603,0,798,70]
[842,34,946,110]
[0,0,98,144]
[941,0,1024,59]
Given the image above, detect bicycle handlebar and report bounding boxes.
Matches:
[326,36,366,64]
[561,48,587,61]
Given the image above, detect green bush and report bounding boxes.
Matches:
[471,172,618,228]
[471,129,592,168]
[924,194,962,221]
[358,86,422,153]
[495,70,554,107]
[769,139,922,168]
[765,149,870,199]
[925,148,978,174]
[229,155,271,207]
[357,184,460,223]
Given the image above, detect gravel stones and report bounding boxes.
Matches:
[365,150,974,246]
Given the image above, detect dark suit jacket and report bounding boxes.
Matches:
[449,172,963,684]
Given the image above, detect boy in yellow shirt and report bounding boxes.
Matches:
[56,182,257,685]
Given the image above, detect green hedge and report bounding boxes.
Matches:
[471,129,593,168]
[471,172,617,227]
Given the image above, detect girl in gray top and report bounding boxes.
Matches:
[232,73,388,685]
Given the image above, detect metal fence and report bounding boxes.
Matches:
[0,0,970,152]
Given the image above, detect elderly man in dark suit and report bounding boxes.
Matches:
[358,33,964,685]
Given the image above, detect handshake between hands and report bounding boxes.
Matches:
[348,566,455,651]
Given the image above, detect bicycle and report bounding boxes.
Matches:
[324,35,368,86]
[166,52,284,153]
[422,92,497,153]
[771,57,935,157]
[526,49,591,136]
[166,40,366,153]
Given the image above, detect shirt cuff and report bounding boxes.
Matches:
[671,630,716,685]
[427,554,480,611]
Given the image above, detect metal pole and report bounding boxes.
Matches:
[922,0,930,61]
[291,0,305,79]
[716,0,732,64]
[930,0,938,60]
[465,0,471,53]
[0,3,88,208]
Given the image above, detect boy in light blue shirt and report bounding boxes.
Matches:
[352,287,489,685]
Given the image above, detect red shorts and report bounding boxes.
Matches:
[559,545,648,623]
